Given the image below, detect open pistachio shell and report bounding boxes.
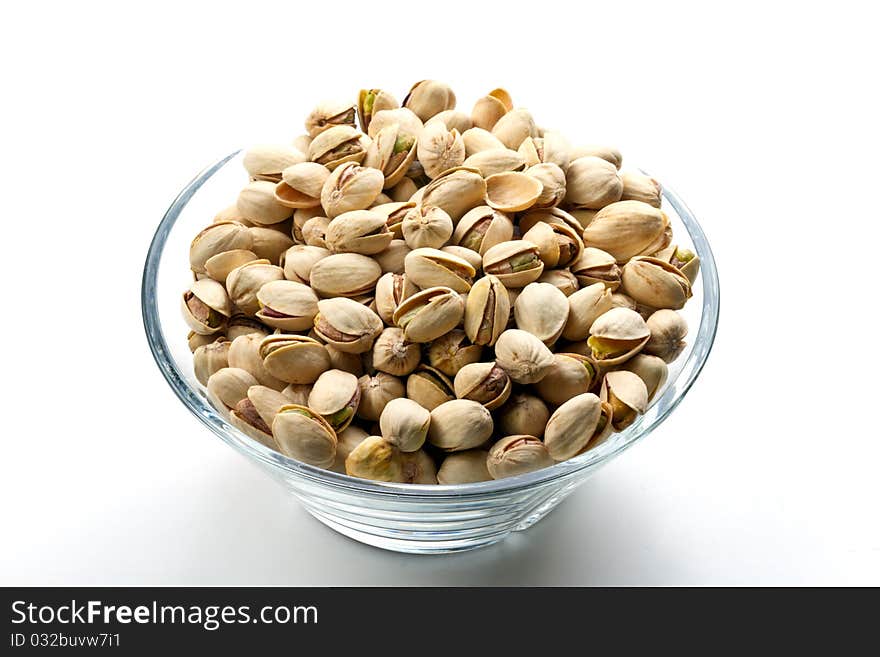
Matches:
[587,307,650,366]
[243,144,307,182]
[225,314,270,342]
[452,206,514,256]
[420,166,487,222]
[393,286,464,343]
[427,329,483,377]
[228,333,286,390]
[379,397,431,452]
[428,399,494,452]
[404,247,475,293]
[375,272,418,325]
[518,131,571,171]
[462,127,507,156]
[309,253,382,297]
[363,123,418,189]
[182,279,232,335]
[406,365,455,411]
[190,221,253,274]
[237,180,294,226]
[494,329,555,384]
[600,370,648,431]
[275,162,330,208]
[537,269,579,296]
[621,256,692,310]
[367,107,423,140]
[248,226,294,264]
[486,435,553,479]
[402,205,453,249]
[485,171,542,213]
[514,282,569,345]
[345,436,403,482]
[471,90,511,131]
[426,109,473,134]
[255,279,318,331]
[193,339,230,386]
[569,145,623,169]
[464,274,510,346]
[521,220,583,269]
[462,148,526,178]
[583,201,670,263]
[441,245,481,273]
[260,334,331,384]
[482,240,544,288]
[324,209,393,255]
[403,80,456,122]
[307,125,368,170]
[358,372,405,421]
[564,156,623,209]
[308,369,361,432]
[273,405,338,468]
[226,259,284,315]
[453,361,511,411]
[281,244,329,284]
[571,247,621,291]
[525,163,566,208]
[358,88,399,133]
[437,450,492,484]
[313,297,383,354]
[533,353,599,407]
[562,282,615,341]
[544,393,612,461]
[417,121,465,179]
[304,100,357,138]
[371,327,421,376]
[620,171,662,207]
[491,108,538,150]
[620,354,668,402]
[319,162,385,218]
[206,367,259,415]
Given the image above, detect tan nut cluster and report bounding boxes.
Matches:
[184,81,700,484]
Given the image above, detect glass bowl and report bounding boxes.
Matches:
[142,151,719,554]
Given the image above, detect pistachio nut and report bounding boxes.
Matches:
[518,131,571,171]
[374,272,418,325]
[371,327,421,376]
[406,365,455,411]
[537,269,579,296]
[388,177,419,203]
[462,127,507,156]
[568,208,598,232]
[437,450,492,484]
[570,247,622,291]
[228,333,287,390]
[482,240,544,288]
[304,100,356,139]
[379,397,431,452]
[309,252,382,297]
[225,259,284,315]
[193,339,230,386]
[525,163,566,208]
[417,121,465,179]
[370,201,415,238]
[206,367,259,416]
[282,383,313,407]
[317,162,384,219]
[621,256,692,310]
[357,88,399,132]
[533,353,599,406]
[313,297,383,354]
[620,353,668,402]
[644,309,688,363]
[491,108,538,150]
[392,286,465,343]
[453,361,512,411]
[582,200,671,263]
[255,279,318,331]
[399,450,439,484]
[426,109,473,134]
[562,282,615,341]
[232,385,290,447]
[461,148,526,178]
[190,221,253,274]
[292,206,324,242]
[301,215,330,248]
[330,425,369,474]
[357,372,405,421]
[324,344,364,377]
[486,435,554,479]
[273,405,338,468]
[428,399,494,452]
[281,244,329,284]
[237,180,294,225]
[564,156,623,209]
[307,125,368,170]
[403,80,456,122]
[471,88,512,131]
[182,279,232,335]
[373,239,411,274]
[426,329,483,377]
[514,282,569,345]
[247,227,293,264]
[420,166,487,222]
[225,313,270,341]
[363,123,418,189]
[494,329,555,384]
[463,274,510,346]
[324,209,393,255]
[404,247,475,293]
[402,205,453,249]
[569,144,623,169]
[655,244,701,285]
[543,393,613,461]
[452,206,514,255]
[243,144,306,182]
[307,369,361,432]
[497,392,550,438]
[620,171,662,207]
[259,334,331,384]
[521,219,583,269]
[188,331,222,353]
[441,246,482,273]
[367,107,424,140]
[485,171,542,213]
[600,370,648,431]
[518,206,583,236]
[587,307,650,366]
[274,162,330,209]
[213,204,251,225]
[345,435,403,482]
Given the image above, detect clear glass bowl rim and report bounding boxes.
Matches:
[142,150,720,500]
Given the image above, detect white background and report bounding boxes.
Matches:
[1,1,878,585]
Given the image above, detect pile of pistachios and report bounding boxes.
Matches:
[182,81,700,485]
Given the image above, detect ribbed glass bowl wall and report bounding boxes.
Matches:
[142,151,719,554]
